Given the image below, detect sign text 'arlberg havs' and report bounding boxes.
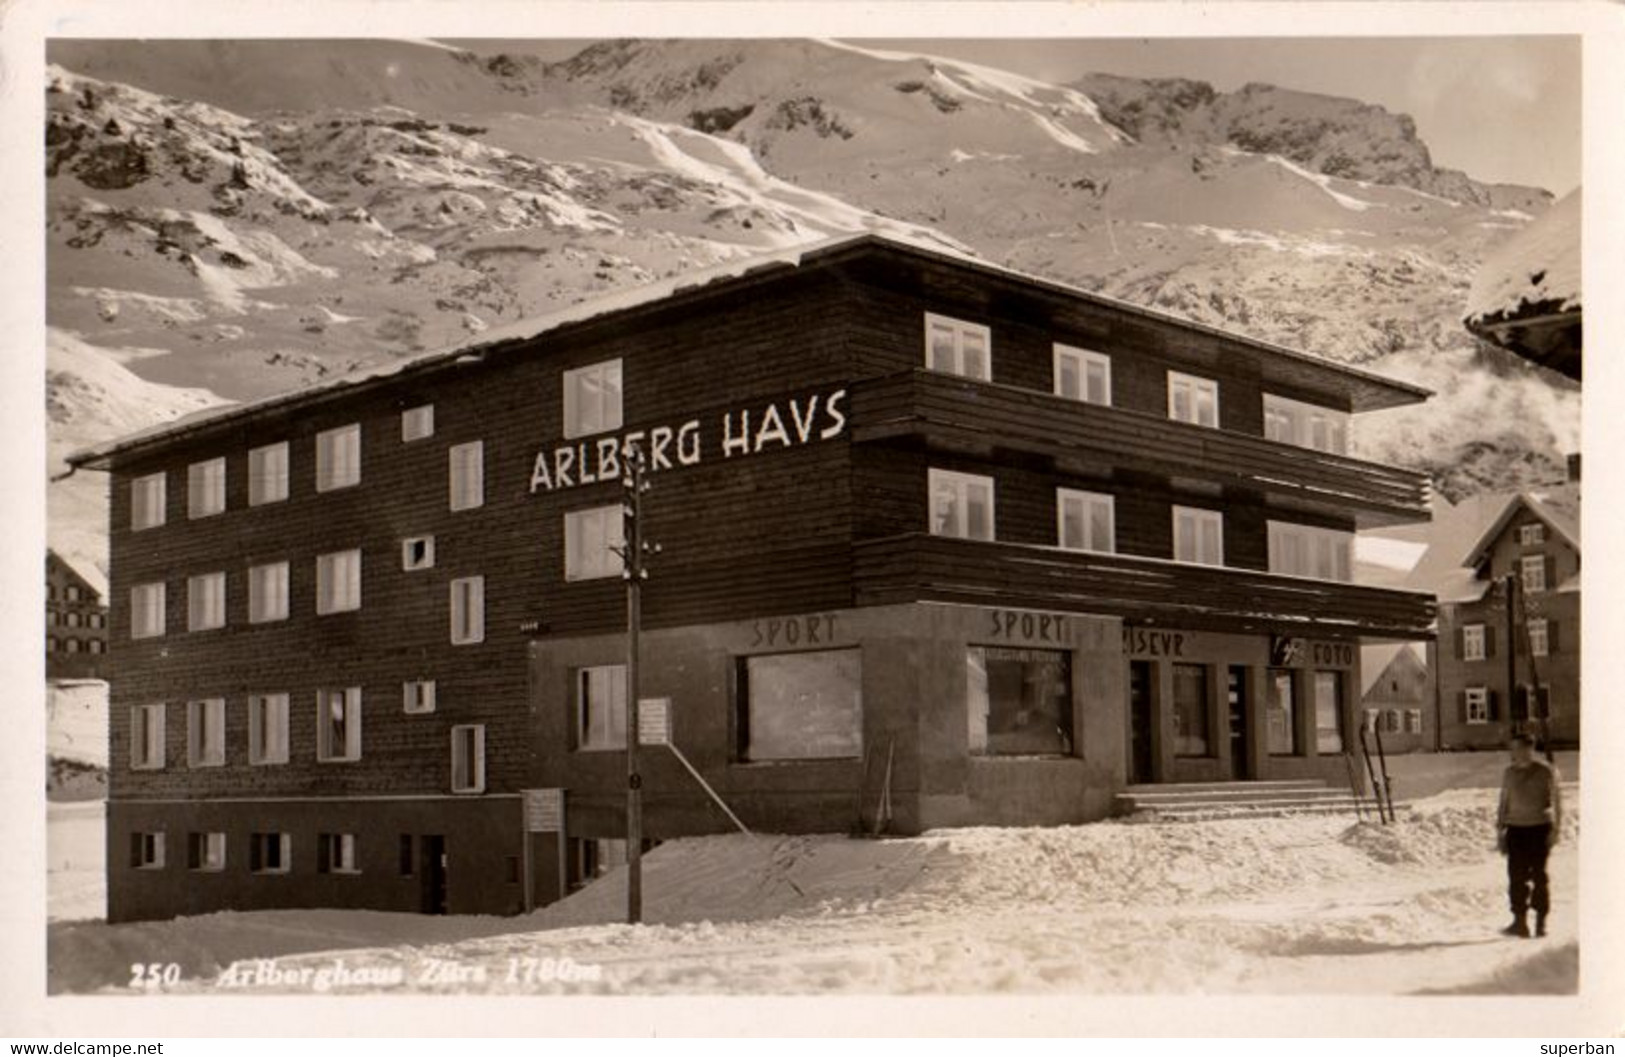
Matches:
[529,387,848,493]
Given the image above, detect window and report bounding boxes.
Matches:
[66,586,82,602]
[1528,618,1550,658]
[65,612,80,628]
[737,650,862,762]
[575,664,627,751]
[450,576,485,645]
[1057,489,1115,554]
[188,832,225,871]
[1465,687,1490,725]
[1267,670,1297,755]
[563,359,623,439]
[404,679,436,715]
[130,703,165,770]
[1170,663,1213,756]
[1520,554,1548,594]
[564,505,624,581]
[187,572,227,632]
[1314,671,1344,753]
[132,472,167,530]
[318,833,359,874]
[1173,506,1224,566]
[402,536,435,571]
[1168,371,1219,427]
[248,442,289,506]
[250,832,291,874]
[248,693,290,765]
[46,636,57,652]
[402,404,435,442]
[188,457,226,519]
[449,441,485,511]
[316,687,362,762]
[1262,394,1349,454]
[187,698,226,767]
[1382,709,1402,735]
[1519,523,1546,546]
[131,582,166,639]
[316,423,361,492]
[967,647,1073,756]
[929,469,995,541]
[65,638,81,654]
[89,613,105,629]
[451,724,486,793]
[1267,522,1352,582]
[1053,344,1111,406]
[89,640,105,654]
[130,832,165,870]
[1405,709,1423,734]
[924,313,992,381]
[248,561,289,624]
[1364,708,1380,734]
[1463,623,1487,662]
[316,549,362,614]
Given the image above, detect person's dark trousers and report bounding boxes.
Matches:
[1506,823,1553,927]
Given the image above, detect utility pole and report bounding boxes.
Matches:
[1503,571,1519,737]
[621,443,654,925]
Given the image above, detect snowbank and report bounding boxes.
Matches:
[1465,187,1580,325]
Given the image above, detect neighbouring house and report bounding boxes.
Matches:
[1463,186,1581,381]
[46,549,109,680]
[1359,643,1432,753]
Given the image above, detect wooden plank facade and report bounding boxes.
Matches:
[72,234,1434,921]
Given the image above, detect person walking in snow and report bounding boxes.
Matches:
[1496,733,1562,938]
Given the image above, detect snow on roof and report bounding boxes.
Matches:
[1400,483,1579,602]
[1465,187,1580,326]
[1460,487,1580,568]
[68,230,1431,467]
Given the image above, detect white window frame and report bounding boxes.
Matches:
[1363,708,1379,734]
[1463,623,1487,662]
[1172,505,1224,566]
[1168,371,1220,428]
[1056,488,1115,554]
[189,831,226,872]
[186,697,226,768]
[248,561,290,624]
[1521,554,1548,594]
[450,576,485,645]
[1262,394,1350,454]
[449,440,484,512]
[131,581,166,639]
[563,358,623,440]
[187,571,227,632]
[1405,708,1423,734]
[251,832,292,875]
[132,472,166,531]
[451,724,486,793]
[1519,523,1546,546]
[1528,618,1550,658]
[248,693,290,765]
[576,665,628,752]
[315,423,361,492]
[565,505,625,582]
[1465,686,1490,725]
[321,832,360,874]
[924,313,992,381]
[316,687,362,762]
[248,442,290,506]
[133,832,166,870]
[402,404,435,442]
[928,468,995,542]
[404,679,437,715]
[316,549,362,615]
[1267,521,1353,582]
[402,536,436,571]
[187,457,226,520]
[1053,344,1111,406]
[130,703,165,770]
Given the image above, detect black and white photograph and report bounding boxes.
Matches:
[5,0,1622,1040]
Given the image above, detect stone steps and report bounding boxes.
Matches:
[1115,779,1393,822]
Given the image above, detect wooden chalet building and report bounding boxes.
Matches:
[46,548,109,680]
[69,234,1435,922]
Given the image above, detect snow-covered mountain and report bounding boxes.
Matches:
[44,37,1580,577]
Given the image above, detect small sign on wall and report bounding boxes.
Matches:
[638,697,672,746]
[523,788,565,833]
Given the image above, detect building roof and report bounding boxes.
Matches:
[67,232,1432,470]
[45,548,106,603]
[1359,641,1427,699]
[1393,482,1579,602]
[1463,188,1582,380]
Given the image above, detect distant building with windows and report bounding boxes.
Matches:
[69,234,1434,922]
[46,549,109,680]
[1359,643,1432,752]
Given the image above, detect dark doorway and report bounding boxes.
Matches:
[1128,660,1154,784]
[1227,666,1251,779]
[421,835,448,915]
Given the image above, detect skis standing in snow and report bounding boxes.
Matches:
[1495,733,1563,938]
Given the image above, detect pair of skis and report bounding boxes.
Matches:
[1358,725,1396,824]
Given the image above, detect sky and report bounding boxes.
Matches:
[462,36,1579,195]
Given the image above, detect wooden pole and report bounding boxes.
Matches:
[624,446,646,925]
[1504,572,1518,738]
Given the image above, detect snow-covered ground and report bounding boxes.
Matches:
[48,787,1578,996]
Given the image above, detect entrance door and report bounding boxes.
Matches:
[1128,660,1154,784]
[1227,666,1251,779]
[421,835,448,915]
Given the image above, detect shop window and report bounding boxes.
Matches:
[575,664,627,751]
[250,832,291,874]
[315,423,361,492]
[316,687,362,762]
[737,649,863,761]
[1173,506,1224,566]
[249,561,290,624]
[402,404,435,442]
[929,468,995,541]
[1168,371,1219,428]
[186,697,226,767]
[449,441,484,511]
[130,703,165,770]
[1315,671,1344,753]
[967,646,1073,756]
[451,724,486,793]
[130,832,165,870]
[1172,663,1211,757]
[563,359,623,439]
[132,472,166,530]
[248,693,290,765]
[187,832,225,872]
[1053,344,1111,406]
[1057,489,1114,553]
[565,505,624,581]
[248,442,289,505]
[188,457,227,519]
[1267,670,1297,755]
[924,313,991,381]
